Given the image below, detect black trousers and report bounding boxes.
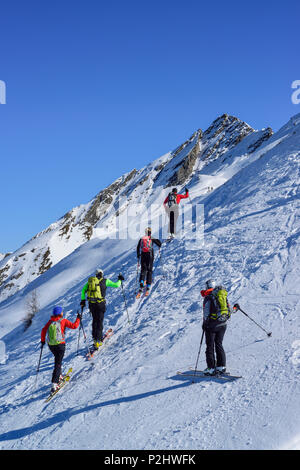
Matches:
[49,343,66,384]
[139,252,154,286]
[89,301,106,341]
[204,323,227,369]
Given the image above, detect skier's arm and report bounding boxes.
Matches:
[106,279,122,288]
[177,192,189,202]
[152,238,162,248]
[63,317,80,330]
[163,195,169,205]
[41,320,51,343]
[81,282,88,300]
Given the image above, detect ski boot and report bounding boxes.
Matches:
[203,368,216,376]
[51,382,59,393]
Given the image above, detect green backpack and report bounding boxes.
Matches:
[210,286,230,322]
[87,276,104,303]
[47,319,64,345]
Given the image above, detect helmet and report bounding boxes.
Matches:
[172,188,178,193]
[205,279,216,290]
[96,269,104,278]
[145,227,152,236]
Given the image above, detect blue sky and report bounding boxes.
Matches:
[0,0,299,253]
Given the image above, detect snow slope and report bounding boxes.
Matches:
[0,114,272,304]
[0,114,299,450]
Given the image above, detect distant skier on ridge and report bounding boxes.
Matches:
[200,279,231,375]
[41,306,81,393]
[80,269,124,351]
[136,227,162,298]
[163,187,189,239]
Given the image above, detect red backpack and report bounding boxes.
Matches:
[141,235,152,253]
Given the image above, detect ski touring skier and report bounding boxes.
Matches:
[163,187,189,239]
[41,306,81,393]
[80,269,124,351]
[136,227,162,298]
[200,279,231,376]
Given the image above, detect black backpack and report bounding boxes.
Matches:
[168,192,177,207]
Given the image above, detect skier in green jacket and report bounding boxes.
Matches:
[80,269,124,350]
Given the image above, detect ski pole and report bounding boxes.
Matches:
[34,343,44,389]
[233,304,272,337]
[121,279,131,324]
[192,329,205,382]
[77,307,90,355]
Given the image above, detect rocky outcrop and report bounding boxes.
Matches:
[84,169,137,227]
[166,131,202,187]
[248,127,273,153]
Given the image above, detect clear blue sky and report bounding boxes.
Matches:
[0,0,299,253]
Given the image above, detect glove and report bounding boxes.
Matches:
[80,300,86,308]
[233,303,240,311]
[41,341,45,346]
[185,187,189,194]
[77,313,82,321]
[118,274,125,282]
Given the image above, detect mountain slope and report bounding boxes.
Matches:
[0,114,299,450]
[0,114,272,304]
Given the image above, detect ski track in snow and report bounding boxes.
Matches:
[0,116,300,450]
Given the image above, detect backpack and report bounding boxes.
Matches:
[209,286,231,322]
[141,235,152,253]
[87,276,104,303]
[167,192,177,207]
[47,319,64,346]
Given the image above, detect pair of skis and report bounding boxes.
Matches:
[135,287,150,300]
[44,367,73,403]
[177,368,242,381]
[86,328,114,360]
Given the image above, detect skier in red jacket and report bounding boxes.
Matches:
[41,306,80,392]
[163,187,189,238]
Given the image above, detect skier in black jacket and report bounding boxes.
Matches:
[136,227,162,298]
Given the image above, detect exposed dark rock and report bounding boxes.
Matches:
[38,248,52,275]
[248,128,273,153]
[165,132,202,187]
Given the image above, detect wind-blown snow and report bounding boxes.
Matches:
[0,114,299,450]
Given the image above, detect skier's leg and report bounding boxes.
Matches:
[205,329,216,369]
[98,303,106,341]
[146,254,153,287]
[89,303,98,341]
[173,205,179,235]
[49,344,65,383]
[139,254,147,289]
[170,211,174,235]
[215,325,227,368]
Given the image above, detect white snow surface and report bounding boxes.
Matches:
[0,114,299,450]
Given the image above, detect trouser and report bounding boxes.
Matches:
[165,203,179,235]
[89,301,106,342]
[139,252,154,286]
[48,343,66,384]
[204,323,227,369]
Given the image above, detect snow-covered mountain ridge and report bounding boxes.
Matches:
[0,114,272,303]
[0,113,299,450]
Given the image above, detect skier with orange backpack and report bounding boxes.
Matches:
[136,227,162,298]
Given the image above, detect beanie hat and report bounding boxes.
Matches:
[52,306,63,317]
